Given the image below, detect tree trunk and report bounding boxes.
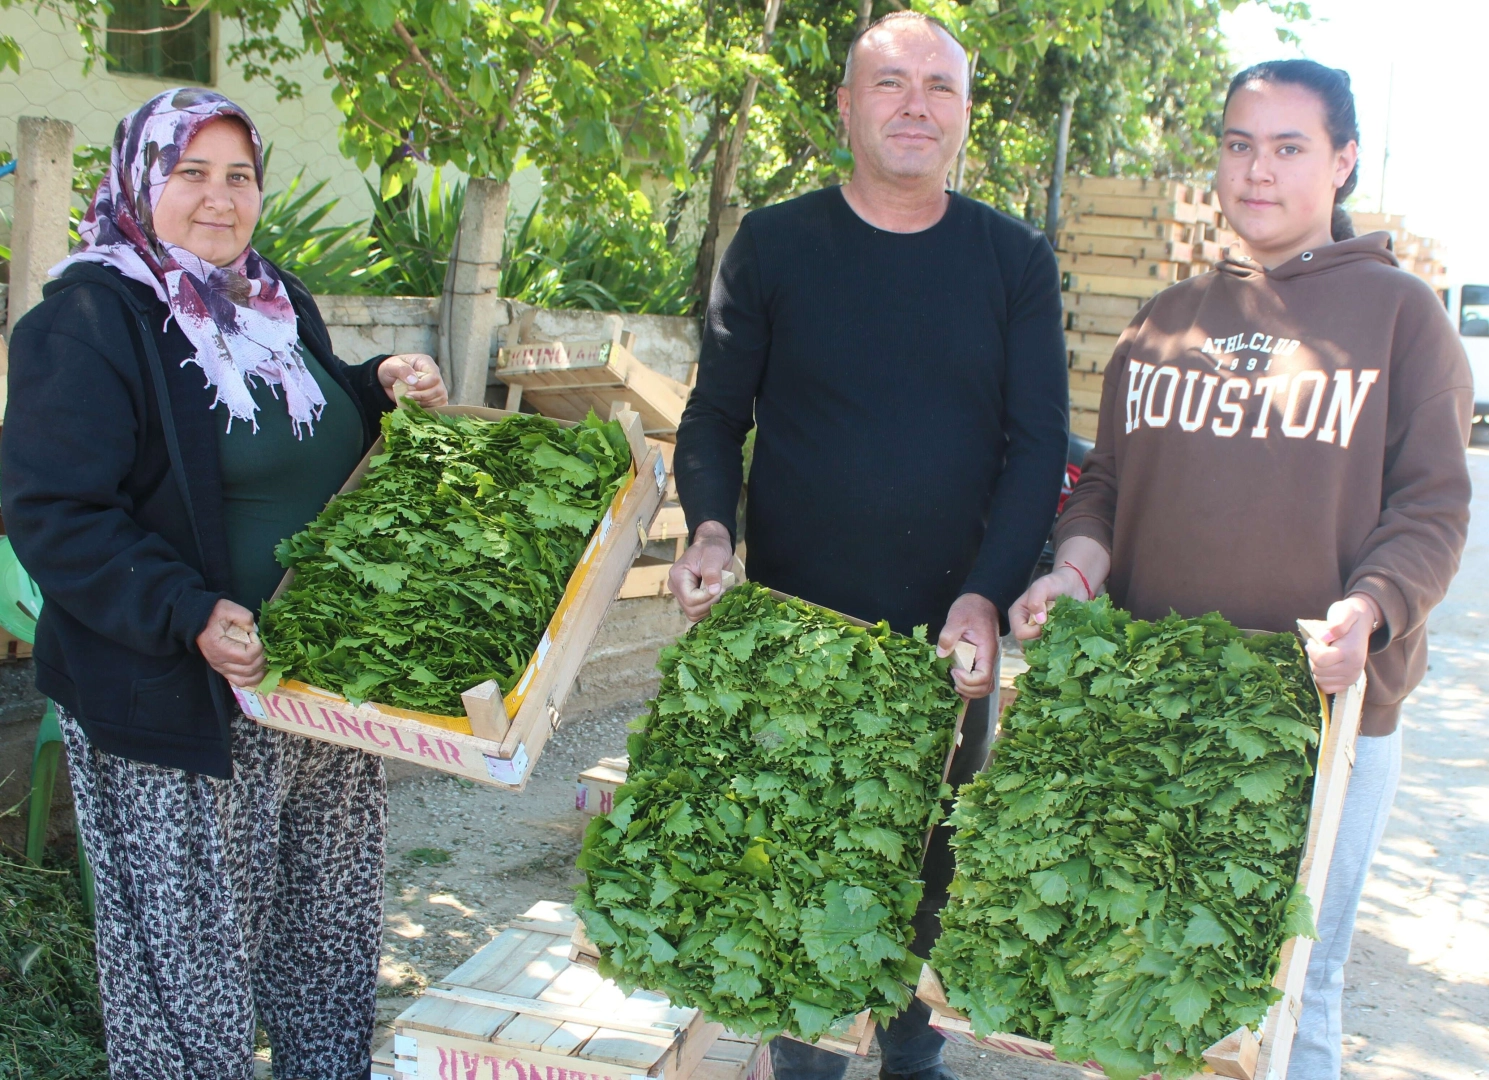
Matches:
[1044,91,1077,247]
[689,0,783,312]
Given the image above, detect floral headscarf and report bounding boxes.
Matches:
[52,87,325,436]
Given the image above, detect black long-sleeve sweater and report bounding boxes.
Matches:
[675,187,1069,636]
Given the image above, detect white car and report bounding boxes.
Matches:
[1448,284,1489,420]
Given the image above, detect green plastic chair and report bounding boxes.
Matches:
[0,536,94,914]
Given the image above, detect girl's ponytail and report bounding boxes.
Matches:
[1225,61,1360,242]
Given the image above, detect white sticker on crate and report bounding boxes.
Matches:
[598,508,613,545]
[484,744,530,785]
[233,687,267,720]
[653,453,667,492]
[535,630,552,667]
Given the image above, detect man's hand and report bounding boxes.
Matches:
[669,521,735,623]
[196,599,266,688]
[1306,594,1380,695]
[938,592,1000,700]
[379,354,448,407]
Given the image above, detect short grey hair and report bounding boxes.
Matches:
[841,10,971,90]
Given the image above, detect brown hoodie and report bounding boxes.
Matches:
[1054,232,1473,734]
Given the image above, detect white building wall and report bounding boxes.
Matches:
[0,7,371,242]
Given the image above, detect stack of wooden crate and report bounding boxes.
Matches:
[1056,177,1239,440]
[1349,212,1449,288]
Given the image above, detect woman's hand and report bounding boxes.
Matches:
[1008,536,1111,641]
[1306,594,1380,695]
[196,598,266,688]
[379,354,448,407]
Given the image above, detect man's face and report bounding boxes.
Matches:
[837,22,970,188]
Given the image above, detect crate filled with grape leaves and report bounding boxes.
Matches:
[238,404,667,790]
[917,597,1364,1080]
[575,582,975,1053]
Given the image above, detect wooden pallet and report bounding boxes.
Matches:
[393,901,741,1080]
[915,634,1365,1080]
[495,337,691,439]
[239,406,667,790]
[1060,291,1143,318]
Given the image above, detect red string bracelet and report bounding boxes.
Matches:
[1061,561,1093,601]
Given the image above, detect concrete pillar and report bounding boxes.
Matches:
[440,177,509,405]
[7,117,75,337]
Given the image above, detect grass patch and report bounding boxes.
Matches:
[404,847,452,867]
[0,853,106,1079]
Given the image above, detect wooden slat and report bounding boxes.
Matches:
[441,928,541,990]
[1062,193,1200,223]
[620,557,674,599]
[1060,291,1143,317]
[1058,232,1194,262]
[1066,310,1135,335]
[1069,407,1101,441]
[1063,272,1167,301]
[1061,214,1192,242]
[1064,176,1192,201]
[1057,250,1184,281]
[399,994,512,1040]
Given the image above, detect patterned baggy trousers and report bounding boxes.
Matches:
[60,708,387,1080]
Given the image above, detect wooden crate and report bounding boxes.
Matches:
[393,900,734,1080]
[573,578,976,1059]
[577,755,629,816]
[495,338,691,439]
[915,637,1365,1080]
[236,406,668,791]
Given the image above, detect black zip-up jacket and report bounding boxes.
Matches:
[1,262,394,777]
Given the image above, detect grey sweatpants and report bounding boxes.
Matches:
[61,708,387,1080]
[1289,730,1403,1080]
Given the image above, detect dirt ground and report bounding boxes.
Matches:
[376,438,1489,1079]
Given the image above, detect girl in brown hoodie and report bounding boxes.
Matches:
[1011,61,1472,1078]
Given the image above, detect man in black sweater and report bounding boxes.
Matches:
[672,11,1068,1080]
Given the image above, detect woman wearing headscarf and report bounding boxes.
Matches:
[2,87,447,1079]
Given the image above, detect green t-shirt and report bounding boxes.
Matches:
[216,346,367,612]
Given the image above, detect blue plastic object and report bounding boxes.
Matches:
[0,160,16,180]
